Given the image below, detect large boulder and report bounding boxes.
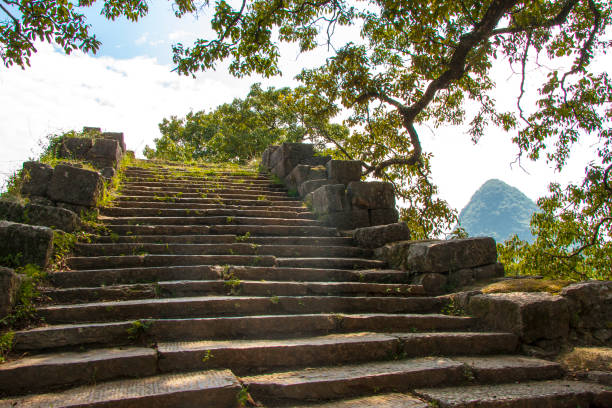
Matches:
[353,222,411,249]
[0,200,79,233]
[47,164,104,207]
[0,221,54,269]
[20,161,53,197]
[102,132,126,153]
[59,137,93,160]
[311,184,349,214]
[326,160,362,185]
[0,267,21,318]
[269,143,316,179]
[285,165,327,191]
[86,138,122,168]
[561,281,612,345]
[467,292,570,344]
[376,237,497,274]
[347,181,395,209]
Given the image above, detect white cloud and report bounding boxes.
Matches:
[134,33,149,45]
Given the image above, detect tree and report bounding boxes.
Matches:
[4,1,611,274]
[144,83,347,163]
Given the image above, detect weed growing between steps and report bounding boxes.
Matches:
[0,331,14,363]
[440,298,465,316]
[126,320,152,344]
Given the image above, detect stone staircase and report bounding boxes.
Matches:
[1,161,609,407]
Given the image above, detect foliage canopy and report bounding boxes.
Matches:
[2,0,612,277]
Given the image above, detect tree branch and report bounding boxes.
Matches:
[547,217,612,259]
[490,0,579,35]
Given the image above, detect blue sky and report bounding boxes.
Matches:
[0,2,603,214]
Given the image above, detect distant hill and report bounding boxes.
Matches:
[458,179,538,243]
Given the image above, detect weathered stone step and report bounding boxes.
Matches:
[100,207,315,219]
[43,280,424,303]
[124,167,264,178]
[101,215,321,226]
[277,257,386,269]
[117,195,304,206]
[38,296,443,324]
[92,234,352,246]
[157,332,519,375]
[123,180,286,190]
[242,356,563,404]
[50,266,407,288]
[414,380,611,408]
[14,313,478,352]
[73,243,369,258]
[111,201,310,212]
[125,175,279,185]
[286,393,429,407]
[119,187,291,198]
[0,346,157,396]
[106,224,338,236]
[0,369,241,407]
[66,254,277,270]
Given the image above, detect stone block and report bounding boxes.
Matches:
[59,137,93,160]
[20,161,53,197]
[472,263,505,280]
[353,222,411,249]
[298,179,339,197]
[369,208,399,226]
[0,220,54,269]
[412,273,447,295]
[376,237,497,274]
[270,143,315,178]
[101,167,116,180]
[0,200,79,232]
[261,145,279,170]
[0,267,21,318]
[319,209,370,230]
[82,127,101,134]
[86,138,122,169]
[326,160,362,185]
[126,150,136,159]
[467,292,570,344]
[347,181,395,209]
[56,203,97,218]
[311,184,348,214]
[285,165,327,191]
[48,164,104,207]
[303,155,331,166]
[102,132,126,153]
[561,281,612,345]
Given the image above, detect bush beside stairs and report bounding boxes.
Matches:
[0,161,609,407]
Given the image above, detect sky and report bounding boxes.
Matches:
[0,1,604,213]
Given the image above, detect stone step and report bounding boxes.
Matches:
[277,257,386,269]
[116,195,304,206]
[242,356,563,404]
[101,215,321,226]
[37,296,443,324]
[0,336,525,398]
[92,234,352,246]
[73,243,370,258]
[110,201,310,211]
[49,266,408,288]
[124,170,270,179]
[0,346,157,396]
[0,369,241,407]
[125,176,280,186]
[105,224,339,236]
[42,280,425,303]
[157,332,519,375]
[123,180,286,190]
[100,207,315,219]
[14,313,477,352]
[414,380,612,408]
[66,254,277,270]
[119,187,291,198]
[285,393,429,407]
